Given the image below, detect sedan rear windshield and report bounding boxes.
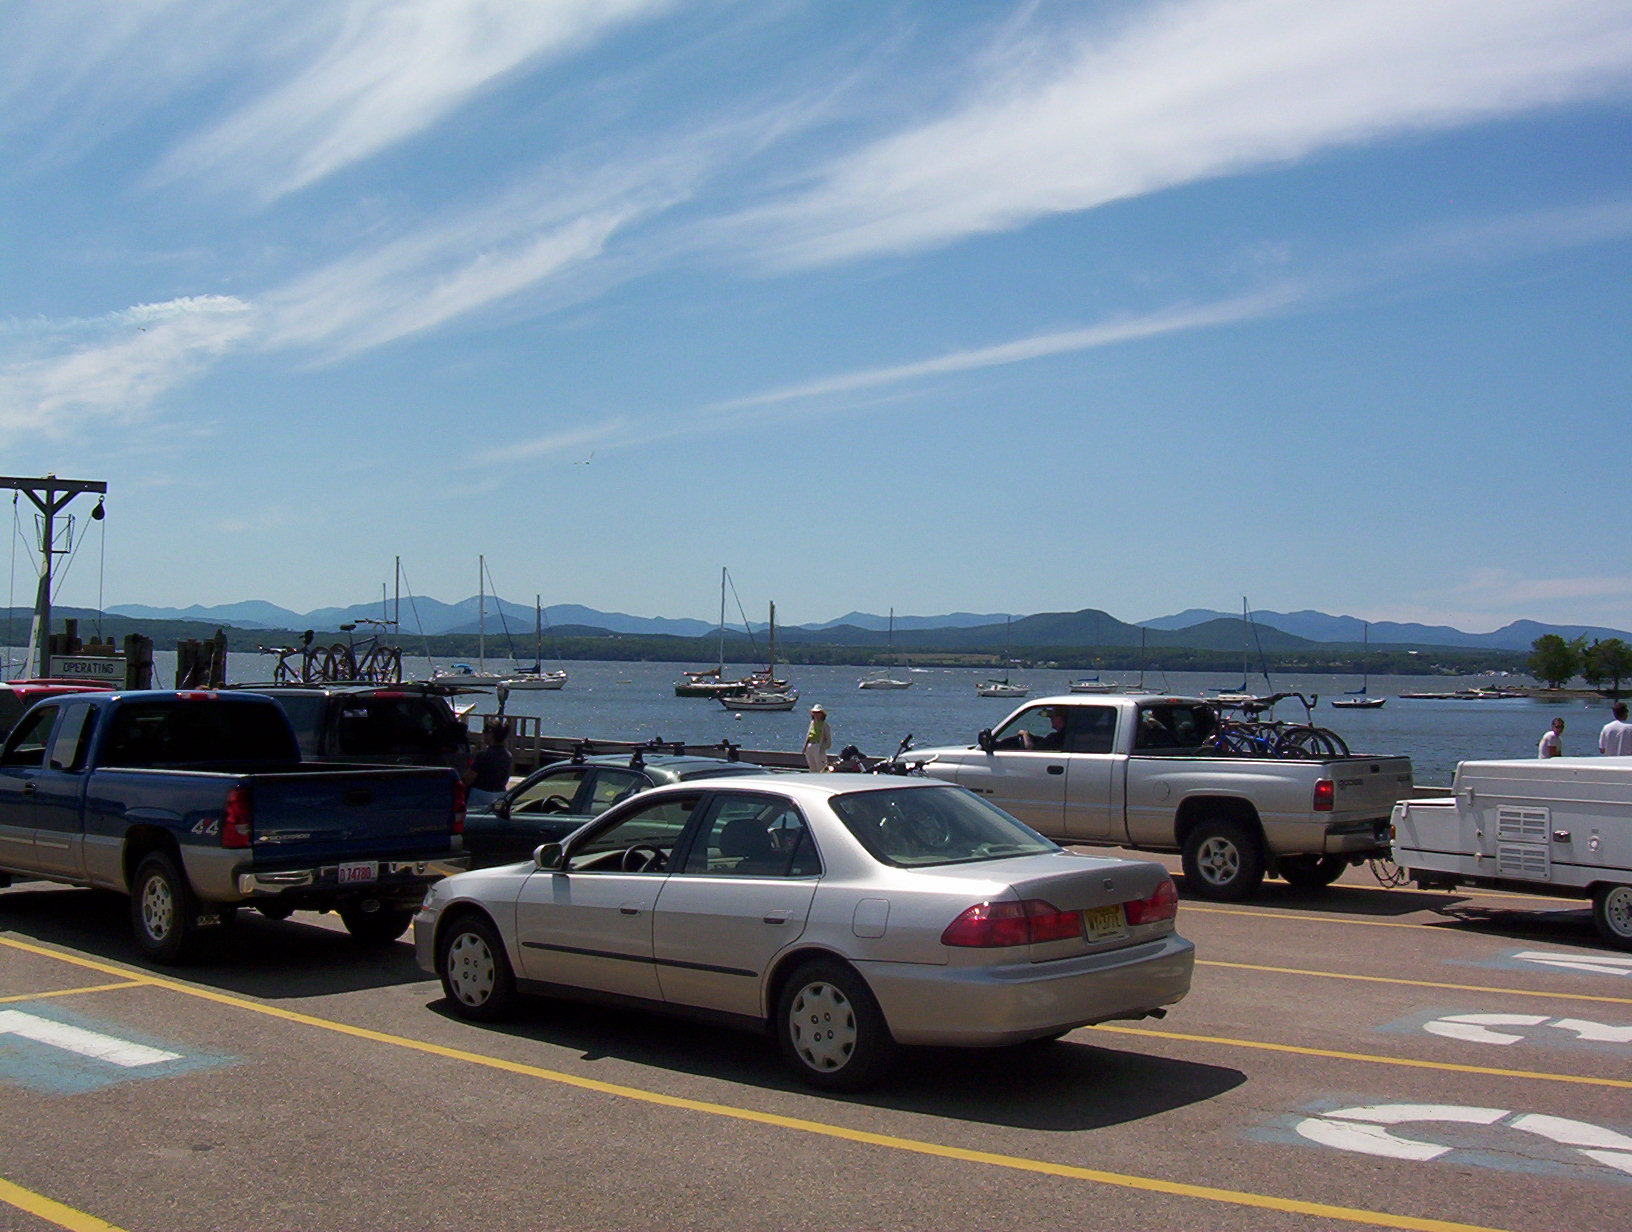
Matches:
[829,786,1057,867]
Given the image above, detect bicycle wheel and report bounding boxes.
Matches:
[1275,726,1349,757]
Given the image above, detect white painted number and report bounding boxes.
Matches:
[0,1010,182,1068]
[1296,1103,1632,1176]
[1424,1013,1632,1046]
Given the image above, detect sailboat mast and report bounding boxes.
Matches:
[478,555,486,671]
[717,567,726,674]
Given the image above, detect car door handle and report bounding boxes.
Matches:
[1553,830,1571,842]
[619,903,643,915]
[21,782,37,795]
[763,911,792,925]
[1047,765,1064,775]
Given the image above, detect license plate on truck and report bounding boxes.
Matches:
[337,861,378,884]
[1083,904,1127,941]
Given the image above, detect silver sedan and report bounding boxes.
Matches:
[415,773,1194,1090]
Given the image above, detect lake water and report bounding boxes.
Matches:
[13,649,1605,788]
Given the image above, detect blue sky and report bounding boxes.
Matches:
[5,0,1631,632]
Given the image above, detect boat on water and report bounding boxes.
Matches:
[858,609,911,690]
[432,556,503,685]
[1068,675,1116,693]
[977,679,1029,698]
[718,688,800,712]
[503,595,567,690]
[1331,621,1386,709]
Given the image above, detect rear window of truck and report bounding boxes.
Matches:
[100,701,298,767]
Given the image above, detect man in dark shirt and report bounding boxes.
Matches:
[464,718,513,806]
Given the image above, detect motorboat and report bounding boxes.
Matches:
[1068,676,1116,693]
[977,678,1029,698]
[718,688,799,711]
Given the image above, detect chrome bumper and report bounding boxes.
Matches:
[235,856,469,897]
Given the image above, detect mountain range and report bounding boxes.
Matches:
[101,599,1630,654]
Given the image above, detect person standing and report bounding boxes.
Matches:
[1538,717,1565,758]
[464,717,513,806]
[1599,702,1632,756]
[803,704,832,771]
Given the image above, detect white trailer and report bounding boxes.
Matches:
[1391,757,1632,948]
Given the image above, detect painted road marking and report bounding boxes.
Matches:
[1508,949,1632,978]
[1293,1103,1632,1180]
[0,1176,127,1232]
[0,935,1524,1232]
[0,1002,235,1095]
[0,1010,181,1067]
[1422,1013,1632,1047]
[1200,959,1632,1006]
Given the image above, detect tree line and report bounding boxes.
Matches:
[1527,634,1632,693]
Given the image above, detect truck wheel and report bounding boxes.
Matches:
[1280,855,1346,890]
[1592,884,1632,949]
[339,901,416,944]
[775,959,896,1092]
[1181,819,1265,901]
[437,914,517,1021]
[130,852,195,964]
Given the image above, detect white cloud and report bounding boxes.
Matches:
[745,0,1632,265]
[151,0,675,201]
[0,297,255,438]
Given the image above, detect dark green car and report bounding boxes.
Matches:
[463,752,768,867]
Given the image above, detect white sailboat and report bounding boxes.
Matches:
[858,609,911,689]
[433,556,503,685]
[503,595,567,690]
[1331,621,1386,709]
[977,616,1028,698]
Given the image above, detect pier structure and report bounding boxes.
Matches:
[468,709,813,777]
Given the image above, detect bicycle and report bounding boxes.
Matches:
[1201,692,1349,758]
[258,620,402,685]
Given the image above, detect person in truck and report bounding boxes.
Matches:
[1019,707,1068,750]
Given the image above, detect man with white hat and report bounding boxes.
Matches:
[803,703,832,771]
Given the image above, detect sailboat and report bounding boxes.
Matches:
[720,600,798,709]
[858,609,911,689]
[977,616,1029,698]
[1331,621,1386,709]
[433,556,503,685]
[1211,598,1270,706]
[502,595,567,690]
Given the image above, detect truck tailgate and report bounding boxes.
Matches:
[245,768,457,865]
[1327,757,1414,817]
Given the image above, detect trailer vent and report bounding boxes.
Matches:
[1497,843,1550,880]
[1497,806,1548,843]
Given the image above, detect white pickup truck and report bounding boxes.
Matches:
[1392,758,1632,949]
[911,694,1413,900]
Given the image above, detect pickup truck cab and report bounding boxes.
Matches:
[0,690,466,961]
[1392,757,1632,948]
[912,694,1413,900]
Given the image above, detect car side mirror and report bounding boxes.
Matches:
[978,728,995,753]
[490,798,509,818]
[534,841,564,871]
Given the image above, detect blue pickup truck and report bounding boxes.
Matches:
[0,690,466,961]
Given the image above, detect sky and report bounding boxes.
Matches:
[4,0,1632,634]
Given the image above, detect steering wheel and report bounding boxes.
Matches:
[621,843,665,872]
[538,795,574,814]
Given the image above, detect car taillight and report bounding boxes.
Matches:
[1313,779,1335,812]
[221,786,252,848]
[1124,877,1178,925]
[941,899,1083,948]
[451,780,466,834]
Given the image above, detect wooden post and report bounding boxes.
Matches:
[123,634,153,690]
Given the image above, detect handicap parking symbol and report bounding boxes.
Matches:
[0,1004,236,1095]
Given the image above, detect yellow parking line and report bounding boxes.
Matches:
[0,982,145,1005]
[0,1176,127,1232]
[1198,959,1632,1005]
[1184,901,1590,929]
[0,935,1517,1232]
[1092,1024,1632,1089]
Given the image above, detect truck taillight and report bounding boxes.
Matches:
[1313,779,1335,812]
[221,786,252,848]
[941,899,1082,947]
[1124,877,1178,925]
[451,780,466,835]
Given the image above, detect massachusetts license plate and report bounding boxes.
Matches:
[1083,904,1127,941]
[337,861,378,885]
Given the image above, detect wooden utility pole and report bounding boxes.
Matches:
[1,475,108,678]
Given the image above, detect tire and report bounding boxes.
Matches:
[339,901,416,944]
[129,851,196,964]
[775,959,896,1092]
[1181,818,1265,901]
[1275,726,1349,757]
[1280,854,1347,890]
[437,913,517,1021]
[1592,884,1632,950]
